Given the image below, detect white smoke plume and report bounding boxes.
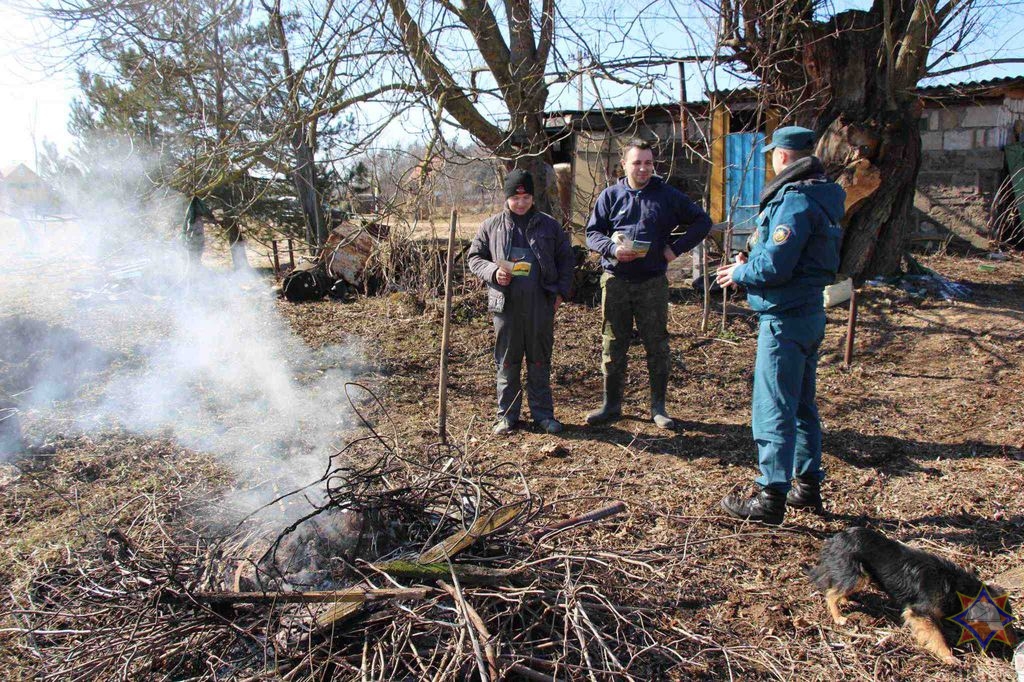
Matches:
[1,143,361,519]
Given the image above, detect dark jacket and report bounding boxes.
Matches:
[585,176,712,281]
[732,157,846,316]
[467,209,575,313]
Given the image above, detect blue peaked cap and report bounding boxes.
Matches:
[762,126,816,152]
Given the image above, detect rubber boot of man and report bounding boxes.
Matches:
[649,373,673,429]
[586,373,623,425]
[720,486,787,525]
[786,476,824,514]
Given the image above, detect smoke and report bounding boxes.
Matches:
[1,143,362,519]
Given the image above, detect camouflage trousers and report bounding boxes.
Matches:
[600,272,670,383]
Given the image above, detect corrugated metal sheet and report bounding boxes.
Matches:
[725,132,766,230]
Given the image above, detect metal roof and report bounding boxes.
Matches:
[545,76,1024,120]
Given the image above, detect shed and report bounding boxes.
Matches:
[914,76,1024,248]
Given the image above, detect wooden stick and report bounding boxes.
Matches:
[721,222,732,332]
[271,239,281,279]
[438,208,458,444]
[438,580,498,682]
[844,289,858,368]
[527,501,627,541]
[372,560,521,584]
[287,238,295,269]
[188,587,429,605]
[700,238,711,333]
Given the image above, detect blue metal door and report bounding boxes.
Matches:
[725,132,766,232]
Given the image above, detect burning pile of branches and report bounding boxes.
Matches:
[9,388,696,680]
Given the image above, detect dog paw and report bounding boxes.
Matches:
[833,615,849,627]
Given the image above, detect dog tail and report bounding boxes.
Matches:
[805,560,832,591]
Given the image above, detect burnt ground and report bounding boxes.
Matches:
[2,249,1023,680]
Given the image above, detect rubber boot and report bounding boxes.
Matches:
[649,373,673,429]
[786,476,823,513]
[586,373,623,425]
[720,486,787,525]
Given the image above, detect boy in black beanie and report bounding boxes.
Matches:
[467,168,575,435]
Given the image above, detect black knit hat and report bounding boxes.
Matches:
[503,169,534,198]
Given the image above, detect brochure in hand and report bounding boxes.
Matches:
[612,233,651,257]
[499,259,533,277]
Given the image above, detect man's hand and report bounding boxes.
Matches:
[715,253,747,288]
[554,294,563,313]
[495,267,512,286]
[663,245,677,263]
[615,245,639,262]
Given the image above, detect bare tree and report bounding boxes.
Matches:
[379,0,559,210]
[38,0,411,251]
[713,0,1024,277]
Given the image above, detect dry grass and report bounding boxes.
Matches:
[2,246,1023,680]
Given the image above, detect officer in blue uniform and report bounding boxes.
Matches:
[715,126,846,525]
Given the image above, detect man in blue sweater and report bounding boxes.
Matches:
[716,126,846,525]
[585,140,712,429]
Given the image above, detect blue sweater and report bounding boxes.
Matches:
[585,177,712,281]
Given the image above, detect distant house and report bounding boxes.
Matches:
[0,163,54,214]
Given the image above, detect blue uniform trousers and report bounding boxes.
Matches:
[752,310,826,493]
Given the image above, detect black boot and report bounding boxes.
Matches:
[649,372,673,429]
[721,486,787,525]
[586,373,623,425]
[786,477,823,513]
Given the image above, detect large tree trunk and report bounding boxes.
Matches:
[291,124,328,251]
[818,112,922,278]
[729,1,944,280]
[800,7,925,280]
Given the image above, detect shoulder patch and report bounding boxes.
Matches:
[772,225,792,245]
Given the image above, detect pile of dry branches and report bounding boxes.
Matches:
[8,388,697,681]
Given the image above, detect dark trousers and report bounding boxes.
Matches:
[494,289,555,422]
[599,273,670,383]
[753,311,826,493]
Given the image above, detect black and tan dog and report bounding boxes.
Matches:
[808,527,1016,664]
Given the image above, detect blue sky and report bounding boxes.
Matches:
[1,0,1022,172]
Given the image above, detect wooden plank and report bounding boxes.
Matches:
[765,108,781,182]
[710,105,729,223]
[418,501,530,564]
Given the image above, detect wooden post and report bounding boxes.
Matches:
[678,61,688,149]
[844,289,858,368]
[438,209,458,443]
[721,222,732,332]
[271,240,281,278]
[700,239,711,333]
[287,239,295,269]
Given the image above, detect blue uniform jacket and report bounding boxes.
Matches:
[732,163,846,316]
[585,176,712,281]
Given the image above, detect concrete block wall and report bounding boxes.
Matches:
[919,97,1023,152]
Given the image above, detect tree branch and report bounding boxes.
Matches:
[925,57,1024,79]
